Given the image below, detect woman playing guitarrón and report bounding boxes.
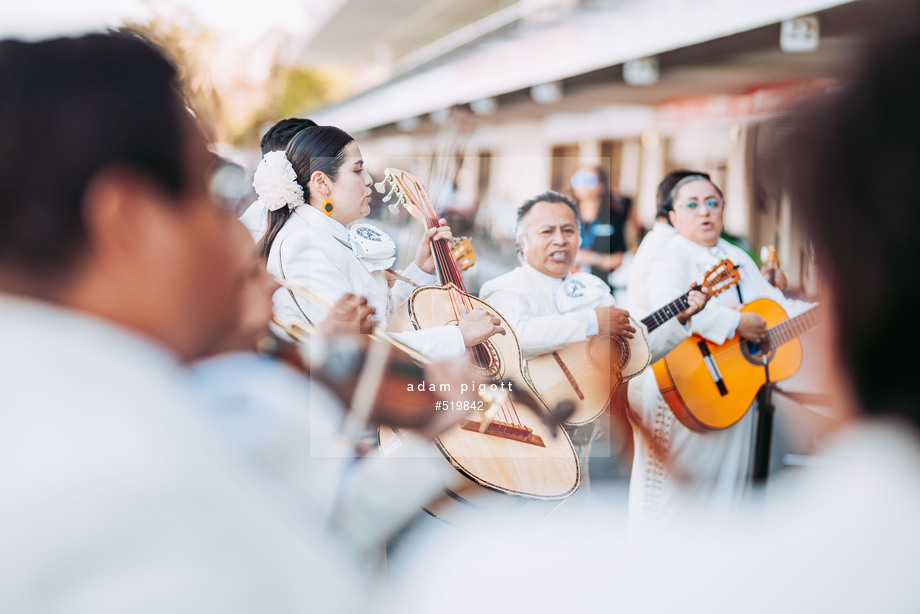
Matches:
[255,126,503,360]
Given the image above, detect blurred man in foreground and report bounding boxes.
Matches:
[0,33,361,612]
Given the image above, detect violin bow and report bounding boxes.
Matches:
[272,276,431,364]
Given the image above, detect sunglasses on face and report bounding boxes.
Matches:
[571,172,600,189]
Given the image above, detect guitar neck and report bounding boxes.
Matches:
[638,259,740,334]
[766,304,822,347]
[641,288,695,333]
[426,217,468,293]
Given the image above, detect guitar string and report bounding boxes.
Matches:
[410,177,508,423]
[438,219,523,427]
[425,215,523,427]
[704,308,820,362]
[401,178,526,430]
[434,229,510,422]
[642,293,691,331]
[436,235,504,420]
[641,267,738,331]
[641,282,719,330]
[430,226,507,421]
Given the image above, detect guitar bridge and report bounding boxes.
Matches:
[697,340,728,396]
[551,351,585,400]
[460,419,546,447]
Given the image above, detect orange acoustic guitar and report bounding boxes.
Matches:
[450,236,476,272]
[653,298,821,431]
[527,259,740,426]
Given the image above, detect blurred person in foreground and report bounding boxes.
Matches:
[617,20,920,610]
[0,33,362,612]
[382,22,920,614]
[190,221,467,563]
[239,117,317,240]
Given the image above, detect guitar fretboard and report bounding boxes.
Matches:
[426,217,465,290]
[641,290,694,333]
[766,304,822,347]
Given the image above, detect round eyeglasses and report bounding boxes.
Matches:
[675,197,723,212]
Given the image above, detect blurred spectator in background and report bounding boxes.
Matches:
[570,164,632,301]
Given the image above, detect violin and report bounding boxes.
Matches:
[270,281,554,436]
[265,287,439,431]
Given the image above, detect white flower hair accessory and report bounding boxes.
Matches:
[252,151,304,211]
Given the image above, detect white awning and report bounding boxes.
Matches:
[308,0,856,133]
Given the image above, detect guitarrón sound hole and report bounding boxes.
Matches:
[587,335,629,371]
[471,340,502,379]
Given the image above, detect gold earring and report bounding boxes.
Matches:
[322,198,334,215]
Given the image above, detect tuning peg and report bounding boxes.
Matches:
[374,179,388,194]
[388,202,400,215]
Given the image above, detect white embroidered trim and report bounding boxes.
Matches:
[641,395,673,528]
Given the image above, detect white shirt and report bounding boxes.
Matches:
[650,236,813,344]
[480,261,689,364]
[239,198,268,241]
[266,204,464,361]
[379,420,920,614]
[0,295,364,613]
[626,220,677,315]
[479,263,610,360]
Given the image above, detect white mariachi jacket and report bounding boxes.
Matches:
[625,222,677,332]
[480,262,689,362]
[266,204,464,361]
[480,263,613,361]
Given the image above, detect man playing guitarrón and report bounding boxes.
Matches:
[480,191,709,489]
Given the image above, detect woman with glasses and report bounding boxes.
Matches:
[625,173,814,535]
[569,165,631,297]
